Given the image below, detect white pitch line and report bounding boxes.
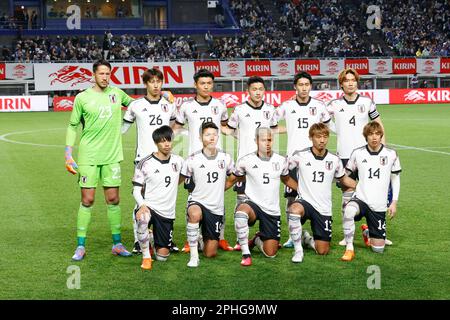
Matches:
[390,143,450,156]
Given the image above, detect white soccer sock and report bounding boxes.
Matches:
[343,204,358,251]
[341,191,354,219]
[137,211,151,259]
[187,222,199,260]
[132,205,139,243]
[288,214,303,255]
[219,213,226,240]
[235,211,250,255]
[285,198,294,242]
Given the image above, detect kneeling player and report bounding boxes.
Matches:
[230,127,297,266]
[287,123,356,262]
[341,122,401,261]
[181,122,235,267]
[132,126,184,270]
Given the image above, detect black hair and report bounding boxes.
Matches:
[247,76,265,89]
[293,71,313,85]
[152,125,173,143]
[93,59,112,73]
[200,121,219,135]
[142,68,164,83]
[194,68,215,82]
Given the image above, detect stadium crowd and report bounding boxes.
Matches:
[1,0,449,61]
[378,0,450,57]
[0,32,200,62]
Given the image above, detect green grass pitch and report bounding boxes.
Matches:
[0,103,449,300]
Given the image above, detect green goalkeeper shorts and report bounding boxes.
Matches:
[78,163,121,188]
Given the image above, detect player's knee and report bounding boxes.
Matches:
[344,202,359,220]
[204,251,217,258]
[316,247,329,255]
[263,248,278,258]
[81,197,94,207]
[288,202,304,216]
[106,195,119,205]
[371,244,385,253]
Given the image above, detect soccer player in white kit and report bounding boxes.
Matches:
[173,69,234,252]
[326,68,389,246]
[287,123,356,263]
[229,127,298,266]
[132,126,184,270]
[122,68,179,254]
[180,122,235,268]
[223,76,279,250]
[341,122,401,261]
[276,71,331,248]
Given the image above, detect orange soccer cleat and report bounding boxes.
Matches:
[141,257,152,270]
[361,224,370,247]
[218,239,234,251]
[340,250,355,262]
[182,241,190,253]
[240,254,252,266]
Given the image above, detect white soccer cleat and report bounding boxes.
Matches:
[339,239,347,246]
[385,239,393,246]
[292,251,304,263]
[187,257,199,268]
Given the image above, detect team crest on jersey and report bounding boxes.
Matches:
[357,104,365,113]
[211,106,219,115]
[109,94,117,104]
[325,161,333,170]
[161,104,169,113]
[272,162,280,171]
[263,111,271,120]
[172,163,178,172]
[380,156,387,166]
[218,160,225,169]
[309,107,317,116]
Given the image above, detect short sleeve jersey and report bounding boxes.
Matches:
[69,86,133,165]
[132,154,184,219]
[227,101,278,160]
[346,145,402,212]
[289,148,344,216]
[234,152,289,216]
[123,96,176,162]
[276,97,331,156]
[176,97,228,155]
[326,94,379,159]
[181,149,234,216]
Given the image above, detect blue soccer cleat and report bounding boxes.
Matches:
[112,243,132,257]
[72,246,86,261]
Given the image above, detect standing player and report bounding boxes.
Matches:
[132,126,184,270]
[287,123,356,263]
[341,122,401,261]
[65,59,133,261]
[230,127,298,266]
[224,76,278,250]
[180,122,235,267]
[121,68,178,254]
[276,71,331,248]
[326,68,390,246]
[173,68,234,251]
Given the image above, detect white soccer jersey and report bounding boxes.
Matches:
[123,96,176,162]
[326,94,380,159]
[276,97,331,156]
[347,145,402,212]
[132,154,184,220]
[228,101,278,160]
[289,148,345,216]
[234,152,289,216]
[176,97,228,155]
[181,149,234,216]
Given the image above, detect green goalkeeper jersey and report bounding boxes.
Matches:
[66,86,133,165]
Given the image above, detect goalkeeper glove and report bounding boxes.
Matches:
[162,90,175,104]
[65,146,78,175]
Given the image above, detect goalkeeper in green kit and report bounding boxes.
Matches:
[65,60,133,261]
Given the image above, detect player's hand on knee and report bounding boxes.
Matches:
[64,146,78,175]
[136,205,150,222]
[162,91,174,104]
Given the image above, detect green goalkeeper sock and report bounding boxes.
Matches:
[76,204,92,246]
[107,204,122,244]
